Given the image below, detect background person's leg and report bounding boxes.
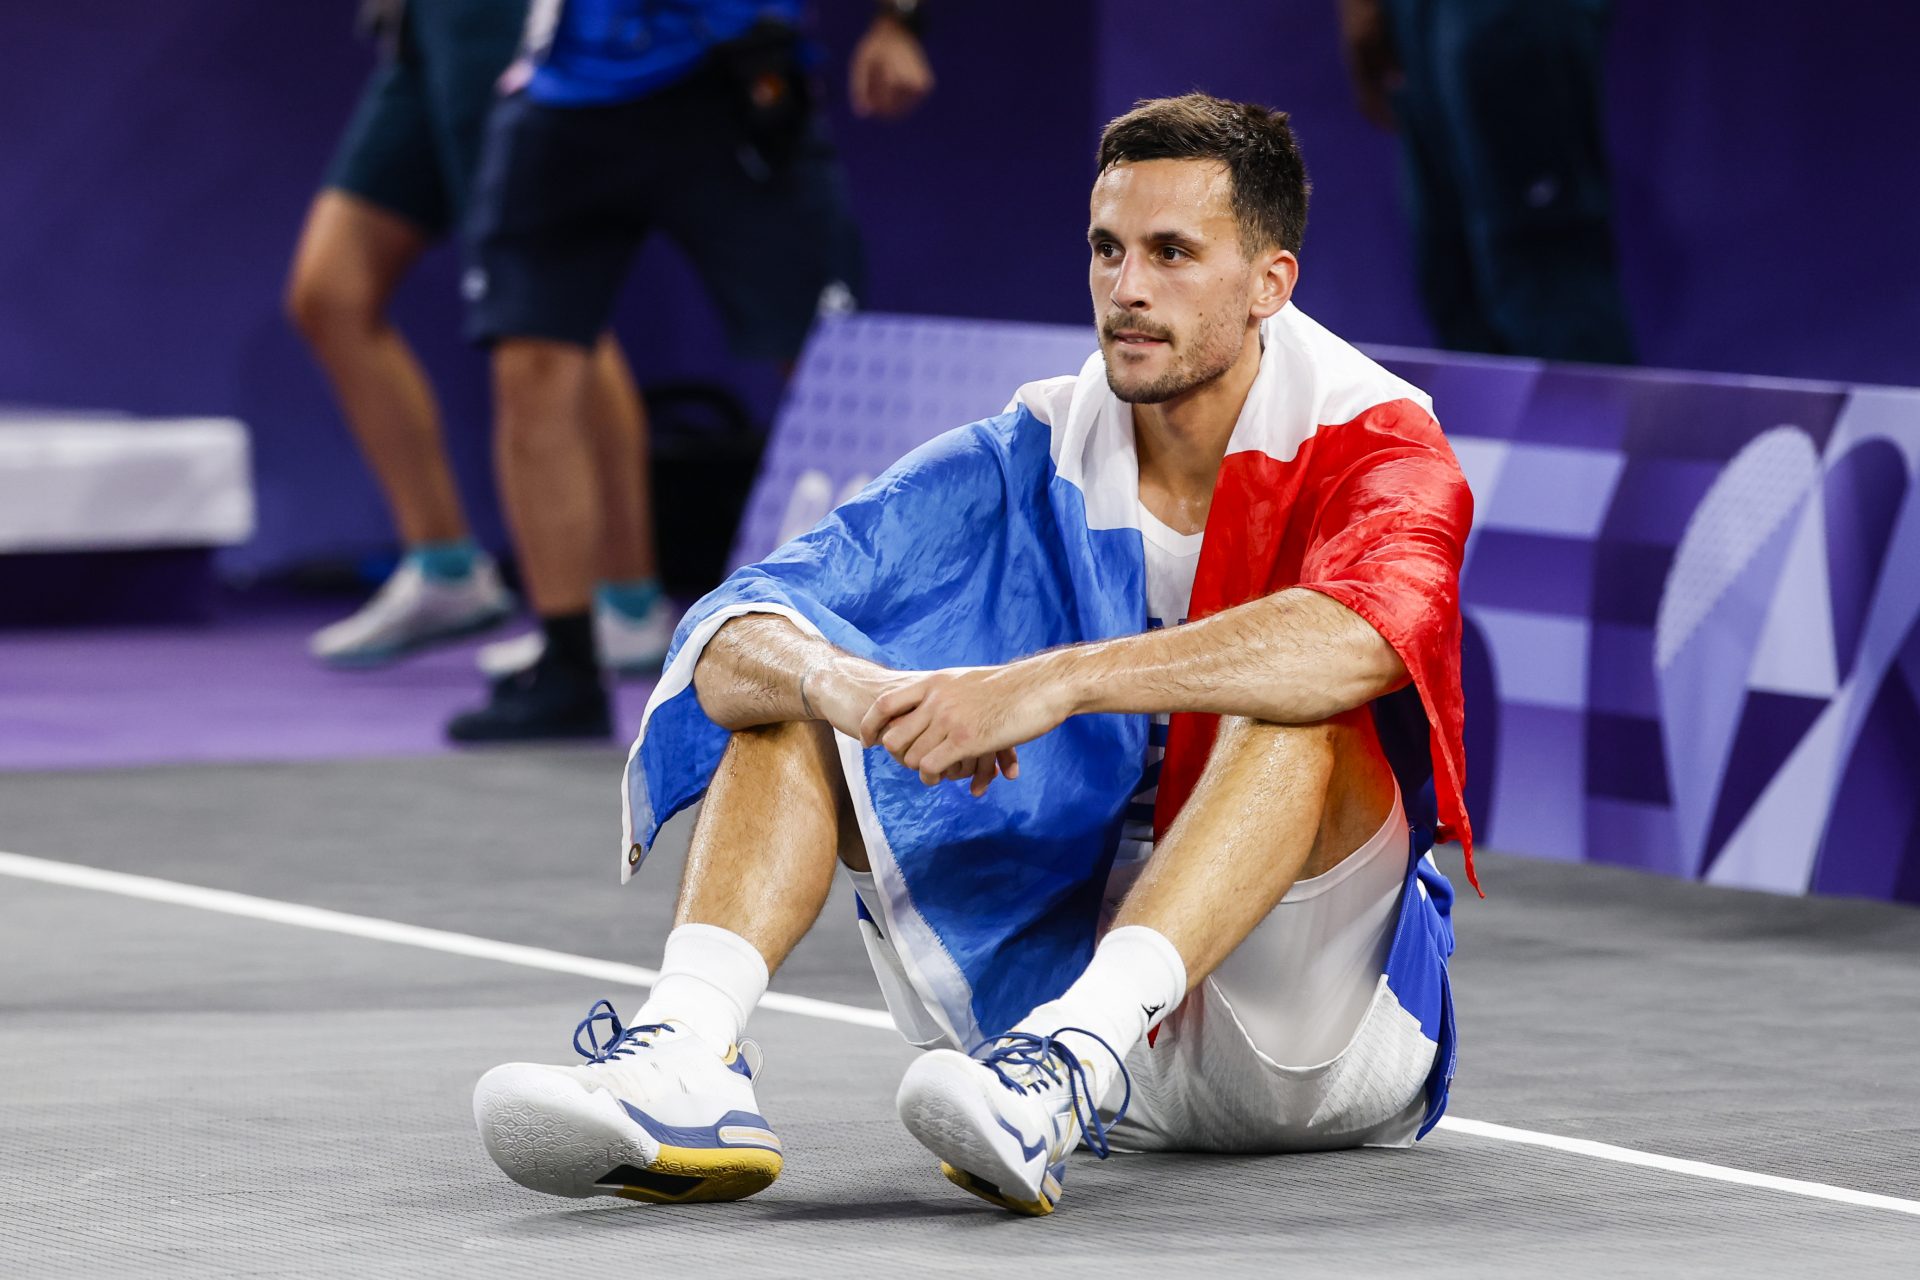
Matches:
[1432,0,1637,363]
[445,337,611,741]
[1384,0,1507,354]
[286,190,513,667]
[490,337,597,618]
[286,191,470,548]
[585,335,658,590]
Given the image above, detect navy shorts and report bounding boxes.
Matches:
[463,67,863,358]
[322,0,527,236]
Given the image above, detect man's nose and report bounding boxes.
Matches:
[1109,252,1152,310]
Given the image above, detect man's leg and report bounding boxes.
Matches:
[446,337,612,740]
[492,338,598,616]
[287,192,512,666]
[631,718,859,1047]
[1113,711,1394,980]
[585,335,659,588]
[473,718,855,1203]
[1015,711,1395,1088]
[286,192,468,546]
[897,710,1396,1214]
[583,334,680,673]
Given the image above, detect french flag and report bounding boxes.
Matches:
[625,305,1472,1132]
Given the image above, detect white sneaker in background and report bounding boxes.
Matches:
[309,556,514,668]
[476,590,679,680]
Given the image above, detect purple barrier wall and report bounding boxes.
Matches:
[1,2,1915,576]
[738,312,1920,904]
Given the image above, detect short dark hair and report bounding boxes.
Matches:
[1095,93,1311,255]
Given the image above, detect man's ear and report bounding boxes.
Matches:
[1250,249,1299,321]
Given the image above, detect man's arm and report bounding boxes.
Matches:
[848,2,934,119]
[1052,587,1406,721]
[694,614,1021,793]
[860,588,1407,780]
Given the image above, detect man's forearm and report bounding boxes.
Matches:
[1039,587,1408,724]
[691,615,843,730]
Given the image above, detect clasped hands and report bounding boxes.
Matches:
[811,655,1078,797]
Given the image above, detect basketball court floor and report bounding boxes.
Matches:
[5,742,1918,1277]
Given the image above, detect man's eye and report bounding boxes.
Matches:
[1093,241,1119,259]
[1158,245,1186,262]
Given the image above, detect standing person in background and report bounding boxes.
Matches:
[446,0,935,742]
[1338,0,1637,363]
[287,0,675,674]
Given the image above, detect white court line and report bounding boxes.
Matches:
[4,848,1918,1220]
[0,850,891,1031]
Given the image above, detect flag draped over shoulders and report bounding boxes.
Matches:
[624,304,1474,1050]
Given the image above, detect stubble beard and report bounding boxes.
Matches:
[1101,314,1242,405]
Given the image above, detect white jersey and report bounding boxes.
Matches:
[1112,501,1205,881]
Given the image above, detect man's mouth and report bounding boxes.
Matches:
[1109,330,1169,347]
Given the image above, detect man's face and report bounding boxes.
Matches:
[1087,159,1263,405]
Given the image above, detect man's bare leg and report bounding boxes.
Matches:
[446,338,609,739]
[285,191,469,547]
[1011,709,1396,1079]
[492,338,598,615]
[583,335,658,586]
[1112,708,1395,983]
[469,718,849,1201]
[896,709,1398,1214]
[675,718,858,962]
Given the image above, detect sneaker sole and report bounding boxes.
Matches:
[473,1065,781,1205]
[939,1160,1061,1217]
[896,1051,1058,1215]
[317,606,515,670]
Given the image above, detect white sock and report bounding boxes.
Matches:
[633,923,769,1052]
[1012,924,1187,1106]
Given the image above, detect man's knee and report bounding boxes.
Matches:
[1211,715,1340,767]
[492,340,591,454]
[717,719,866,870]
[1207,713,1383,809]
[283,265,381,349]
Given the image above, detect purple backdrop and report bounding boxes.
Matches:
[0,1,1915,577]
[738,312,1920,905]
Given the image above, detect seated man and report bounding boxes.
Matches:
[473,92,1476,1216]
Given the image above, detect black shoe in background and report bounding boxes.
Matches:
[446,651,612,743]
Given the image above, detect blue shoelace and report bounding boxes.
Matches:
[571,998,671,1064]
[971,1028,1132,1159]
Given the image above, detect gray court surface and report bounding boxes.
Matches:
[4,749,1919,1277]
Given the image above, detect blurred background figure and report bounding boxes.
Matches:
[287,0,672,675]
[1338,0,1636,363]
[446,0,933,742]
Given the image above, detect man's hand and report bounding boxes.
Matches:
[860,660,1077,794]
[1337,0,1401,130]
[849,16,933,119]
[813,658,1018,796]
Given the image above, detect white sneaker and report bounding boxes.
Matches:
[474,1001,782,1204]
[476,591,679,680]
[895,1029,1129,1216]
[309,556,514,668]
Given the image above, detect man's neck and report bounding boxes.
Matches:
[1132,330,1263,534]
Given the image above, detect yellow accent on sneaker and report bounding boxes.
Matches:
[607,1143,784,1205]
[938,1160,1059,1217]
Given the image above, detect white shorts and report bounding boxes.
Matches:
[851,787,1437,1154]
